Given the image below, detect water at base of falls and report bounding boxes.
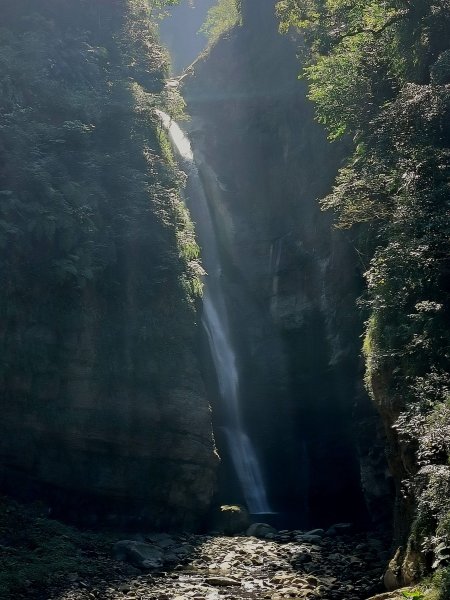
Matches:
[222,428,272,514]
[156,110,271,515]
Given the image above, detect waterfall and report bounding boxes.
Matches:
[156,110,271,514]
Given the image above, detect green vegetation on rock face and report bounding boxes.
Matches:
[199,0,241,46]
[0,0,215,528]
[0,0,201,391]
[0,495,116,598]
[277,0,450,593]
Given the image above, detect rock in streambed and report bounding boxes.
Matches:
[48,527,388,600]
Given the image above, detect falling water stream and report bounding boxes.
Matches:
[156,110,271,514]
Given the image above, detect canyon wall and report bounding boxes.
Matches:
[183,0,392,527]
[0,0,218,530]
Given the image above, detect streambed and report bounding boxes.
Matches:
[49,528,389,600]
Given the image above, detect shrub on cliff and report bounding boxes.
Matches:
[199,0,241,45]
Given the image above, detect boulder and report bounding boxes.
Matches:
[146,533,176,549]
[296,534,323,544]
[113,540,164,570]
[246,522,278,539]
[325,523,354,536]
[304,529,325,537]
[211,505,251,535]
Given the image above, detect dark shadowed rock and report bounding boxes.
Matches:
[113,540,164,570]
[304,529,325,537]
[247,523,278,538]
[211,504,251,535]
[296,534,323,544]
[326,523,354,536]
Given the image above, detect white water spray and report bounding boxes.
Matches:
[156,110,271,514]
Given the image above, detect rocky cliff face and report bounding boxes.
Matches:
[183,0,392,526]
[0,0,218,530]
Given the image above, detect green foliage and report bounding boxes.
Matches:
[278,0,450,585]
[430,567,450,600]
[277,1,403,135]
[0,496,115,597]
[199,0,241,46]
[402,591,425,600]
[277,1,450,140]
